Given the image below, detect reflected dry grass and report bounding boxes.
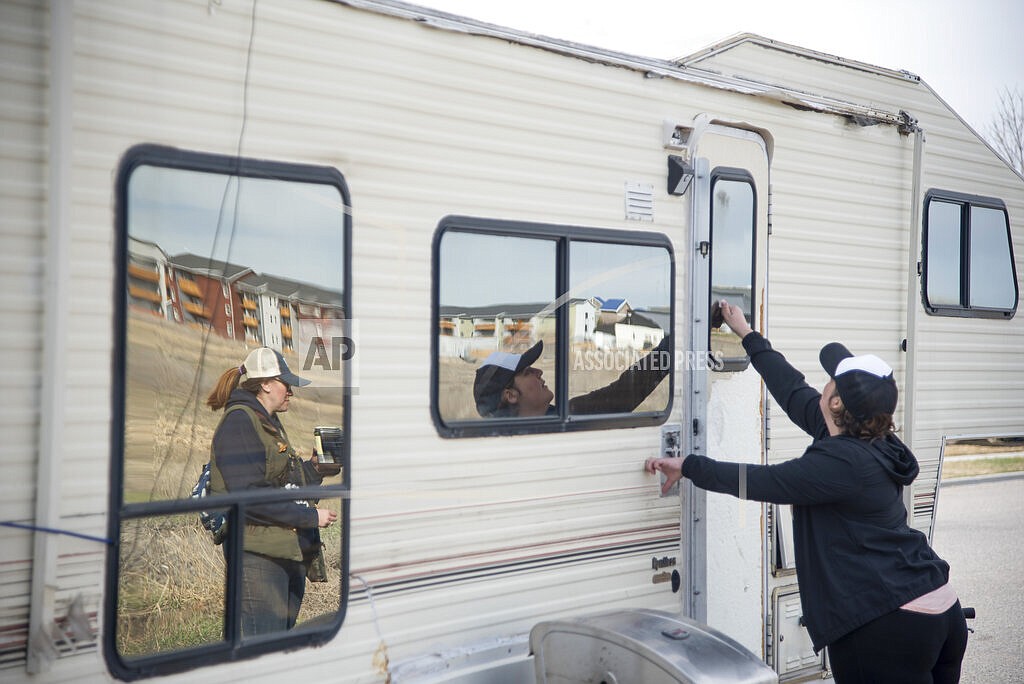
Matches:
[117,516,226,656]
[117,510,345,657]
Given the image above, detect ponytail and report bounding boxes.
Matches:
[206,367,243,411]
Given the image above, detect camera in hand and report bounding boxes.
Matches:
[313,427,344,465]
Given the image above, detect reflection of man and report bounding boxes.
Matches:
[473,336,671,418]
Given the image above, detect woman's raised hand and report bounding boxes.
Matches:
[719,300,753,338]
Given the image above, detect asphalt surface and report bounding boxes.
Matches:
[931,474,1024,684]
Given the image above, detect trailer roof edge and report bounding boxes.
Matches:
[335,0,909,128]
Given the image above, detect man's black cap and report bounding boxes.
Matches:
[473,341,544,417]
[819,342,898,420]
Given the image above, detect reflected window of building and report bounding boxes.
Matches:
[110,146,351,678]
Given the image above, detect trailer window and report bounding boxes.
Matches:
[433,217,674,437]
[109,146,351,678]
[708,172,756,371]
[923,191,1018,318]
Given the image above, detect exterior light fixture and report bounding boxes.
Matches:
[667,155,694,196]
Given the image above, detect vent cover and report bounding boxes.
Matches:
[625,182,654,221]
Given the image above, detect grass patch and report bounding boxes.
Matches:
[942,456,1024,480]
[116,505,345,658]
[943,443,1023,457]
[117,516,228,656]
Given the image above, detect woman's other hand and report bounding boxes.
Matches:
[644,457,684,496]
[317,508,339,528]
[719,300,753,339]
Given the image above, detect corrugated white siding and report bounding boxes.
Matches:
[1,0,50,674]
[767,111,914,457]
[0,0,47,518]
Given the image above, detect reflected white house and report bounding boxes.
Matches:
[438,296,664,358]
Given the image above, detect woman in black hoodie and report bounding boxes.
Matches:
[645,301,967,684]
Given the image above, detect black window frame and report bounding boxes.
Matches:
[431,216,675,438]
[106,144,352,679]
[922,189,1018,319]
[707,167,757,372]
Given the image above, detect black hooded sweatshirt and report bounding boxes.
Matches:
[681,332,950,651]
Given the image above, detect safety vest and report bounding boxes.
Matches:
[209,404,311,562]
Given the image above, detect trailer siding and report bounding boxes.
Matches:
[4,3,1022,682]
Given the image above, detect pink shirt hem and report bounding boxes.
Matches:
[900,581,958,614]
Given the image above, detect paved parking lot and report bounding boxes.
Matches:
[932,474,1024,684]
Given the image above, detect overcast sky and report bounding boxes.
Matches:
[411,0,1023,139]
[439,232,672,309]
[130,165,346,291]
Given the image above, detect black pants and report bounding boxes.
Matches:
[828,601,968,684]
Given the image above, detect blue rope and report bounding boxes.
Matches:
[1,521,112,545]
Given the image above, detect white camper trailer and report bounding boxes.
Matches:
[3,1,1022,682]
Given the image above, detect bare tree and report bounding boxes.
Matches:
[988,87,1024,176]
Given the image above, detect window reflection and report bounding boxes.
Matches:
[926,200,962,307]
[437,232,557,422]
[117,157,348,665]
[239,496,345,640]
[567,242,671,414]
[435,227,673,428]
[124,166,346,499]
[709,176,755,370]
[969,206,1016,309]
[116,514,227,658]
[924,192,1017,317]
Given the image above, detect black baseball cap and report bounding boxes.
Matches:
[819,342,898,419]
[473,341,544,417]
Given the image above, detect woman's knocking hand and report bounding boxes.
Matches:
[644,457,684,496]
[719,300,754,339]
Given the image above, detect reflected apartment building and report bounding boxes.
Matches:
[127,237,344,355]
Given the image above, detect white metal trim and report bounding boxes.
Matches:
[902,125,925,529]
[676,32,921,83]
[28,0,74,674]
[684,156,712,623]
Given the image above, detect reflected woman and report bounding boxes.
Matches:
[473,335,671,418]
[206,347,337,636]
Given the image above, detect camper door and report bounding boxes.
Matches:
[696,125,823,679]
